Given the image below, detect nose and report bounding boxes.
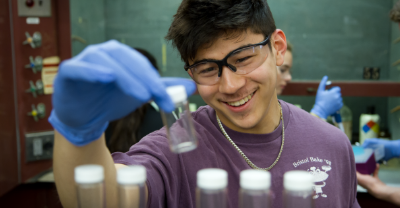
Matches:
[284,72,292,82]
[219,66,246,94]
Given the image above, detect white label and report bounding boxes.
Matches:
[26,17,40,24]
[41,56,60,95]
[33,138,43,156]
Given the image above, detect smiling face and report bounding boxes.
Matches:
[276,50,293,95]
[191,30,287,134]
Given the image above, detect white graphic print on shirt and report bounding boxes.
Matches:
[292,157,332,199]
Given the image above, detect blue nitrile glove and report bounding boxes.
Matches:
[363,139,400,161]
[49,40,196,146]
[310,76,343,119]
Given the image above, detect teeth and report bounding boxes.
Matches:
[227,93,253,107]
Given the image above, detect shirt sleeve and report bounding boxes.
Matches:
[348,140,361,208]
[112,130,181,208]
[351,199,361,208]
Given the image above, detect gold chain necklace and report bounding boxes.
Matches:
[216,102,284,171]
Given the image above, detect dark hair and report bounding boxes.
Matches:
[135,48,159,70]
[107,48,158,153]
[390,1,400,22]
[165,0,276,64]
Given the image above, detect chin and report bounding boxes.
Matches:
[231,118,258,129]
[226,109,263,130]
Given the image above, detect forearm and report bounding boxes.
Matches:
[379,186,400,206]
[53,130,118,208]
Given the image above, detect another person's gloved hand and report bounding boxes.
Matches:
[49,40,196,146]
[310,76,343,119]
[363,139,400,161]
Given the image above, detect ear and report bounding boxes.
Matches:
[271,29,287,66]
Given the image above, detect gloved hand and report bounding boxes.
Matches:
[49,40,196,146]
[310,76,343,119]
[363,139,400,161]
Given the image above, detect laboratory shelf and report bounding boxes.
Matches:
[281,81,400,97]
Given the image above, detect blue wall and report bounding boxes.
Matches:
[70,0,106,56]
[99,0,393,80]
[270,0,392,80]
[388,0,400,140]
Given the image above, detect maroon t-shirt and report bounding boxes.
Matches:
[112,100,360,208]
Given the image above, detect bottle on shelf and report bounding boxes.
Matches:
[196,168,228,208]
[283,170,315,208]
[117,165,147,208]
[75,165,105,208]
[359,106,380,144]
[239,169,272,208]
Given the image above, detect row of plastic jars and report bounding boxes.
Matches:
[75,165,146,208]
[197,168,315,208]
[74,165,314,208]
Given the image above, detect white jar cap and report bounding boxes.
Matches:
[240,169,271,190]
[284,170,314,191]
[75,165,104,184]
[166,85,187,104]
[117,165,147,185]
[197,168,228,190]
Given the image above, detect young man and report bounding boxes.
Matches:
[51,0,359,207]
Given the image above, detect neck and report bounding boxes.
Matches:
[217,96,281,134]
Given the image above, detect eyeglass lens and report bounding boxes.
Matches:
[189,45,268,85]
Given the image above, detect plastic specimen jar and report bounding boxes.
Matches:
[75,165,105,208]
[196,168,228,208]
[239,169,272,208]
[117,165,147,208]
[161,85,198,153]
[283,170,315,208]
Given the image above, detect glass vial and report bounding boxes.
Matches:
[196,168,228,208]
[283,170,315,208]
[117,165,147,208]
[75,165,105,208]
[161,85,198,153]
[239,169,272,208]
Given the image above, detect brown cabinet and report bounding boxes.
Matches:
[282,81,400,97]
[0,0,71,197]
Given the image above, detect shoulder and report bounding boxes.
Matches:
[282,101,321,124]
[191,105,214,122]
[281,101,351,150]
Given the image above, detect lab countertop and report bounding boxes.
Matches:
[33,165,400,192]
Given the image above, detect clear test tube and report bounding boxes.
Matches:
[117,165,147,208]
[239,169,272,208]
[161,85,198,153]
[75,165,105,208]
[196,168,228,208]
[283,170,315,208]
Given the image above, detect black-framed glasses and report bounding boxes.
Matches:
[185,34,271,85]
